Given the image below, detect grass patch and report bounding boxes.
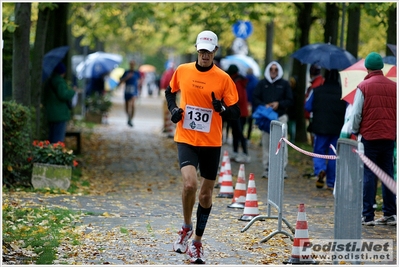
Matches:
[2,202,83,264]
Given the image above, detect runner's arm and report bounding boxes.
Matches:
[220,103,240,120]
[165,85,178,112]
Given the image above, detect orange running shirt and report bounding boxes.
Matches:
[170,62,238,147]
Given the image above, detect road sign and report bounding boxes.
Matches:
[232,21,253,39]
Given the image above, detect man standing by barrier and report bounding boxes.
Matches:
[350,52,397,226]
[252,61,293,179]
[165,30,240,264]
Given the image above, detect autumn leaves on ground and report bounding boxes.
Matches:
[2,94,396,265]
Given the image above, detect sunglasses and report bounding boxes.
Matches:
[270,67,278,72]
[197,50,215,56]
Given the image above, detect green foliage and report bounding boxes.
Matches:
[30,140,78,167]
[66,2,394,69]
[2,202,82,264]
[2,2,18,33]
[85,92,112,114]
[2,101,33,187]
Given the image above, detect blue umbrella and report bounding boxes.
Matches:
[291,43,356,70]
[76,52,123,79]
[252,105,278,133]
[42,46,69,81]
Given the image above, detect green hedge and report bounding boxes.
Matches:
[3,101,33,187]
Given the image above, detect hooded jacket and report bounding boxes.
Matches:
[252,61,293,117]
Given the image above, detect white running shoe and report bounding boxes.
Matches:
[187,241,205,264]
[173,227,193,254]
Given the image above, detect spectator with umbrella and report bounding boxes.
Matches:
[304,64,325,146]
[43,62,77,144]
[349,52,396,226]
[304,69,346,191]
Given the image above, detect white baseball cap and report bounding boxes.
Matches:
[195,30,218,52]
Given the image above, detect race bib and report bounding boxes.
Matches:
[182,105,213,133]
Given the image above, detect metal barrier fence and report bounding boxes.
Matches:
[333,139,364,264]
[241,120,295,242]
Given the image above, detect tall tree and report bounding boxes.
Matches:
[45,3,69,52]
[292,3,315,143]
[386,5,396,56]
[324,3,339,45]
[12,3,31,106]
[265,20,274,66]
[31,4,52,139]
[346,3,362,59]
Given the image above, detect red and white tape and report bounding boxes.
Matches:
[277,137,337,160]
[354,149,397,195]
[277,137,396,194]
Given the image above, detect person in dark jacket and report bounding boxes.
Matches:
[44,62,77,144]
[350,52,396,226]
[304,69,346,190]
[227,64,250,163]
[252,61,293,178]
[244,67,259,142]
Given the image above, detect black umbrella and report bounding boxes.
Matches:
[42,46,69,81]
[291,43,357,70]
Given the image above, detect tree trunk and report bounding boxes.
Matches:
[31,6,50,139]
[293,3,313,143]
[386,6,397,56]
[2,30,13,101]
[39,3,71,139]
[346,3,361,59]
[12,3,31,106]
[265,20,274,66]
[46,3,69,51]
[324,3,339,45]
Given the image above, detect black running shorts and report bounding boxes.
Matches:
[177,143,221,181]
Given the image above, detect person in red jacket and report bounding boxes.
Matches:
[226,64,250,163]
[350,52,397,226]
[160,62,176,137]
[304,64,324,146]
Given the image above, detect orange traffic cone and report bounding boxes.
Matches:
[215,151,228,189]
[239,173,259,221]
[284,203,317,265]
[228,164,246,209]
[216,154,234,198]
